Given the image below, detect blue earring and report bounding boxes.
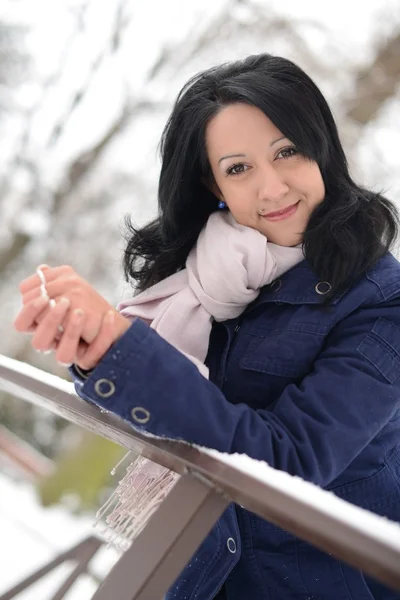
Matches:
[218,200,226,209]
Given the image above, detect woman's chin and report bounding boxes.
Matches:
[268,233,303,247]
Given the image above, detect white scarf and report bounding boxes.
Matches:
[95,211,304,550]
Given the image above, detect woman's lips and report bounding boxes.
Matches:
[261,201,300,221]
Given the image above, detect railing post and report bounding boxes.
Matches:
[0,536,104,600]
[93,471,229,600]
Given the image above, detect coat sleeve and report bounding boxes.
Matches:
[69,304,400,488]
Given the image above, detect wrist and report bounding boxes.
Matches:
[114,313,133,342]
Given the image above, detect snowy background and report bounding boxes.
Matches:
[0,472,120,598]
[0,0,400,596]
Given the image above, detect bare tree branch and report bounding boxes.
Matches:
[0,232,30,273]
[346,32,400,124]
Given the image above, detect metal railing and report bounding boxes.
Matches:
[1,353,400,600]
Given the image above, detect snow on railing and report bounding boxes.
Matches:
[1,353,399,599]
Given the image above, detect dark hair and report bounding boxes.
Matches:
[123,53,398,301]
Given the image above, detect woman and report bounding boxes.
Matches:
[14,54,400,599]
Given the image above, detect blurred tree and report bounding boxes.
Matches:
[1,0,399,513]
[0,20,29,116]
[38,430,126,511]
[346,32,400,124]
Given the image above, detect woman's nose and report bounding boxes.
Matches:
[257,166,289,203]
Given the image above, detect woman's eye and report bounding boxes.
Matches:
[226,163,247,176]
[276,147,297,160]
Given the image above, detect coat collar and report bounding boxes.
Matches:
[248,259,345,311]
[245,253,400,313]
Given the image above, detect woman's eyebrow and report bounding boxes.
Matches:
[218,153,246,165]
[217,137,288,165]
[270,135,287,147]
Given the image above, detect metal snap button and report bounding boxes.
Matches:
[227,537,236,553]
[270,278,282,292]
[315,281,332,295]
[131,407,151,424]
[94,378,115,398]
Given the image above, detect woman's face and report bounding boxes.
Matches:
[205,103,325,246]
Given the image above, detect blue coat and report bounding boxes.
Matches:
[71,253,400,600]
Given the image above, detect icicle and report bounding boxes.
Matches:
[94,454,180,551]
[110,450,132,476]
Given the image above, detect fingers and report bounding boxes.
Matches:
[13,296,50,333]
[44,276,82,301]
[76,339,89,361]
[55,308,86,366]
[24,294,101,346]
[75,310,116,370]
[16,265,120,370]
[33,301,73,335]
[19,265,74,295]
[22,275,82,306]
[31,297,71,352]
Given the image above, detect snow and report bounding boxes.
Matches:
[0,473,120,599]
[0,352,76,395]
[200,447,400,550]
[0,355,120,597]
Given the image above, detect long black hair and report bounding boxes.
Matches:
[123,54,398,301]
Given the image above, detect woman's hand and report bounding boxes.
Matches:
[13,265,131,370]
[18,265,114,344]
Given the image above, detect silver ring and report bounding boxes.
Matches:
[37,268,50,300]
[36,267,46,285]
